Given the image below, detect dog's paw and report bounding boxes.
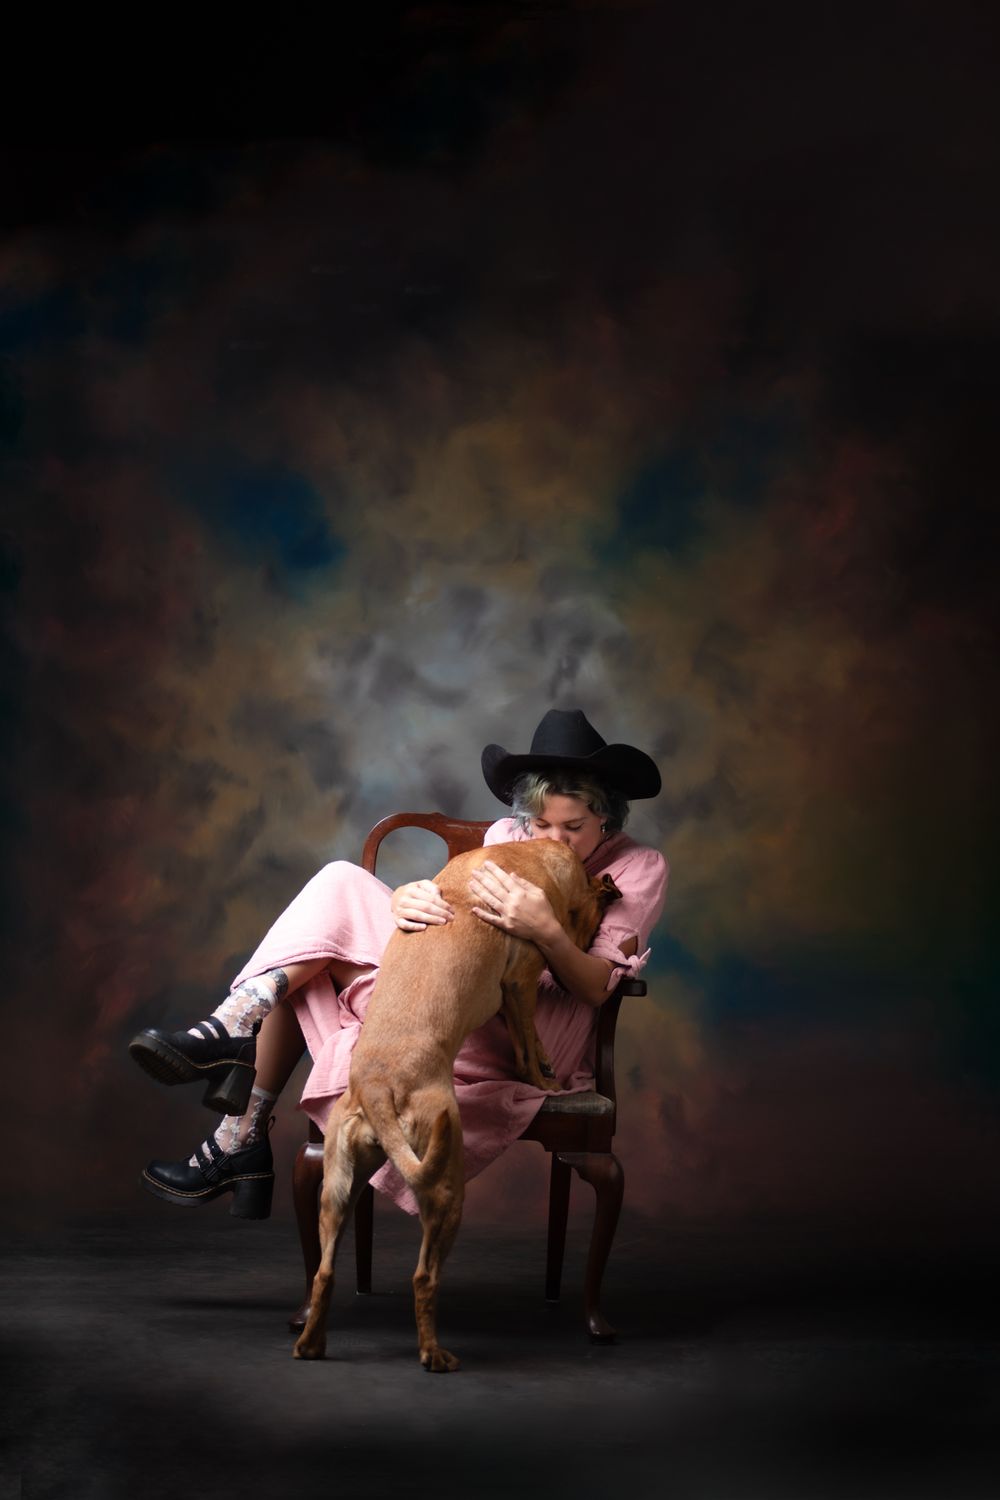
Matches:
[421,1345,460,1373]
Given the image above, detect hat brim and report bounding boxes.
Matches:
[482,742,662,805]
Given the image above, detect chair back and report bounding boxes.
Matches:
[361,813,492,876]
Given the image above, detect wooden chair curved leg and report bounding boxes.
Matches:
[289,1140,324,1331]
[545,1153,572,1302]
[559,1150,624,1343]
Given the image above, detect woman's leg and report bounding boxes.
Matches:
[204,993,310,1154]
[197,957,324,1040]
[132,858,394,1115]
[205,958,372,1151]
[255,987,312,1092]
[142,967,334,1215]
[221,957,373,1096]
[136,856,393,1216]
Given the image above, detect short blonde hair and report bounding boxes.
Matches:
[510,771,629,835]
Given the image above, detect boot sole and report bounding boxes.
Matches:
[140,1167,274,1220]
[128,1034,256,1114]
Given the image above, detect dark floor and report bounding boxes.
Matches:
[2,1204,998,1500]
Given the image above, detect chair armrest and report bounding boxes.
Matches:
[593,978,645,1103]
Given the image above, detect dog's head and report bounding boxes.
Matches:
[566,872,622,951]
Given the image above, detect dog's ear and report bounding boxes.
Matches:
[595,874,622,910]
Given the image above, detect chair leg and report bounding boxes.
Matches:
[288,1140,324,1330]
[559,1151,624,1343]
[355,1181,374,1294]
[545,1152,572,1302]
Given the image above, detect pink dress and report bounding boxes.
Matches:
[232,819,668,1213]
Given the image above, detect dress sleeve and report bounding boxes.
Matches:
[482,818,525,845]
[587,845,669,993]
[482,824,669,998]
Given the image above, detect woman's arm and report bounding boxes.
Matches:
[390,880,455,932]
[535,928,638,1008]
[467,860,637,1008]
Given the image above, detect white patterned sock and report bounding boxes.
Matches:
[188,1085,278,1166]
[187,967,289,1039]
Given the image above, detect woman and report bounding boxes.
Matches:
[130,709,668,1217]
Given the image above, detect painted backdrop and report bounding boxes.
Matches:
[2,6,996,1242]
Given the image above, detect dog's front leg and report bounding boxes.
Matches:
[499,979,531,1078]
[501,976,557,1090]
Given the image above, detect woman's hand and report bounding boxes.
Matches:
[391,880,455,933]
[468,860,561,944]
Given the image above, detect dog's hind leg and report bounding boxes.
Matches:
[413,1128,464,1373]
[294,1113,385,1361]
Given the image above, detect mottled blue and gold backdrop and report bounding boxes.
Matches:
[2,6,996,1241]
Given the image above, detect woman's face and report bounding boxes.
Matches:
[526,793,606,862]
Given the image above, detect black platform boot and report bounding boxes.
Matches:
[141,1132,275,1219]
[128,1018,259,1114]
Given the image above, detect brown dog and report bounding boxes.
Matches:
[293,840,621,1372]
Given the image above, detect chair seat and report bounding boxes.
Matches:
[538,1089,614,1117]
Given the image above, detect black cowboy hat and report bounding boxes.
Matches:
[482,708,662,805]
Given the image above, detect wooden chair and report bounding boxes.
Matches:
[288,813,645,1342]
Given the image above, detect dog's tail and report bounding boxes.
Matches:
[360,1085,454,1192]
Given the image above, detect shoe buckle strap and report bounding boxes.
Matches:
[192,1020,223,1042]
[196,1135,226,1183]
